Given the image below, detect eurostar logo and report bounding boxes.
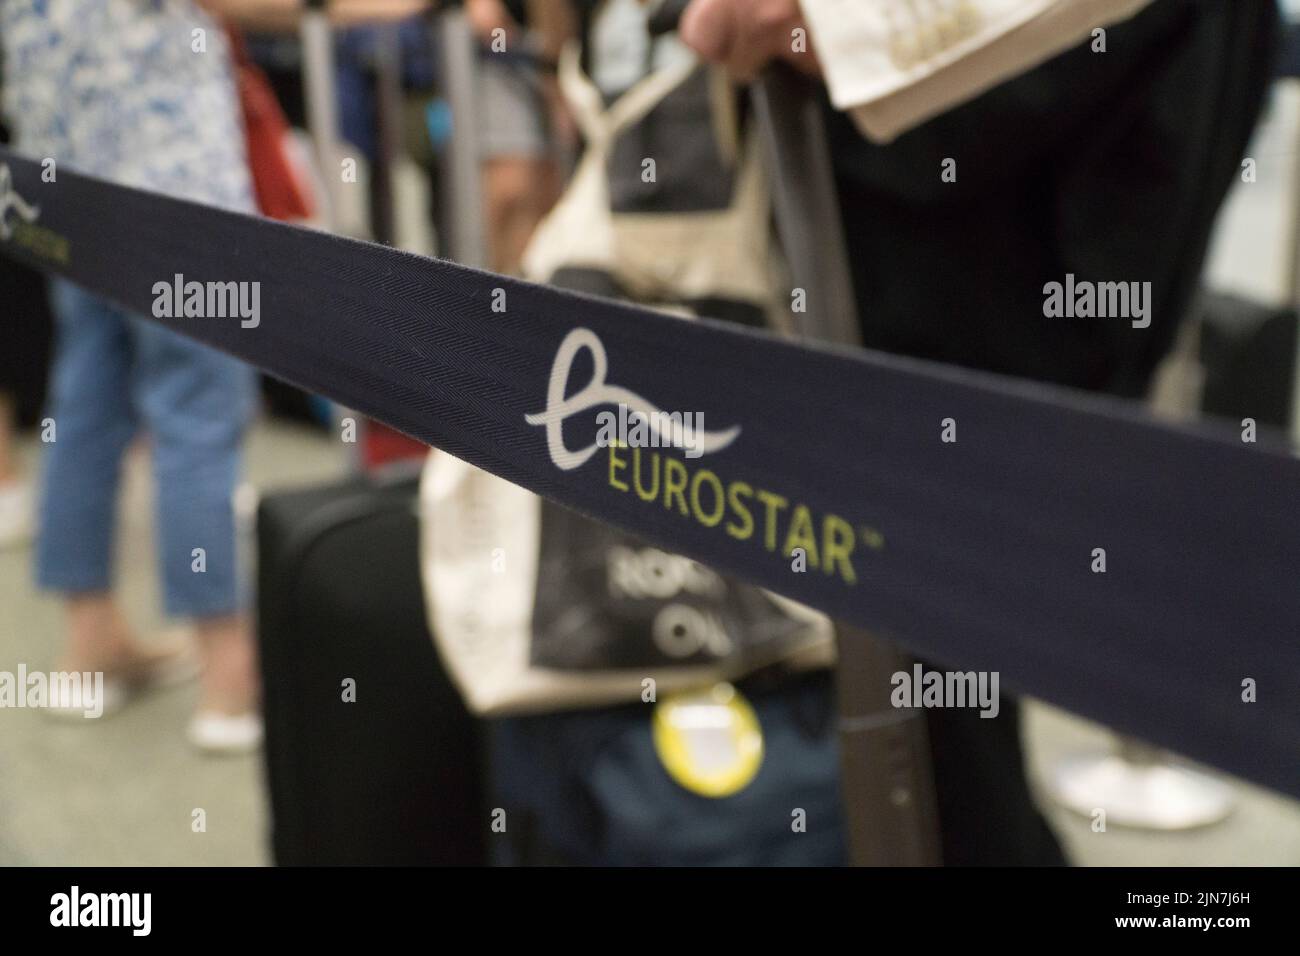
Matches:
[525,328,741,471]
[526,327,881,587]
[0,164,40,241]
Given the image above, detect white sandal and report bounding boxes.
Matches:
[187,711,263,755]
[42,634,199,720]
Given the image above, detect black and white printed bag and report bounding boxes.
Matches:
[420,48,832,715]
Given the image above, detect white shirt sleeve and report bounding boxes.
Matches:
[797,0,1154,142]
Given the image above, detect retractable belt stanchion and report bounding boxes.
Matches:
[435,10,489,269]
[300,0,342,230]
[752,66,942,866]
[298,0,366,468]
[1,135,1298,799]
[371,24,405,249]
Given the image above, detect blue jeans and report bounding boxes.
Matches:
[35,280,256,618]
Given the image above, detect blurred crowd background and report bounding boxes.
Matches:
[0,0,1297,866]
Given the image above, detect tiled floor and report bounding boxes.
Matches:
[0,420,345,866]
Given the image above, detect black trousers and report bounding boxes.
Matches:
[830,0,1279,397]
[828,0,1280,865]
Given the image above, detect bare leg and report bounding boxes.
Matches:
[58,592,187,677]
[194,612,258,715]
[483,156,560,276]
[0,392,32,546]
[0,392,17,483]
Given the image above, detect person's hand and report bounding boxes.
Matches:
[200,0,430,30]
[465,0,520,42]
[679,0,820,82]
[328,0,431,25]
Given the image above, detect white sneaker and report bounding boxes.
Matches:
[188,711,264,755]
[0,480,32,550]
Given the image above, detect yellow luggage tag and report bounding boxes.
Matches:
[652,682,764,798]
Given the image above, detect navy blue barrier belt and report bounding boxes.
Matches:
[1,148,1297,797]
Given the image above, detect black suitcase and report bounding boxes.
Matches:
[255,470,488,865]
[0,257,53,426]
[1198,291,1298,430]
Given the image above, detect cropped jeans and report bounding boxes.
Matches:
[35,279,256,617]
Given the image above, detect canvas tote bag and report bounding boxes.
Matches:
[421,48,833,715]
